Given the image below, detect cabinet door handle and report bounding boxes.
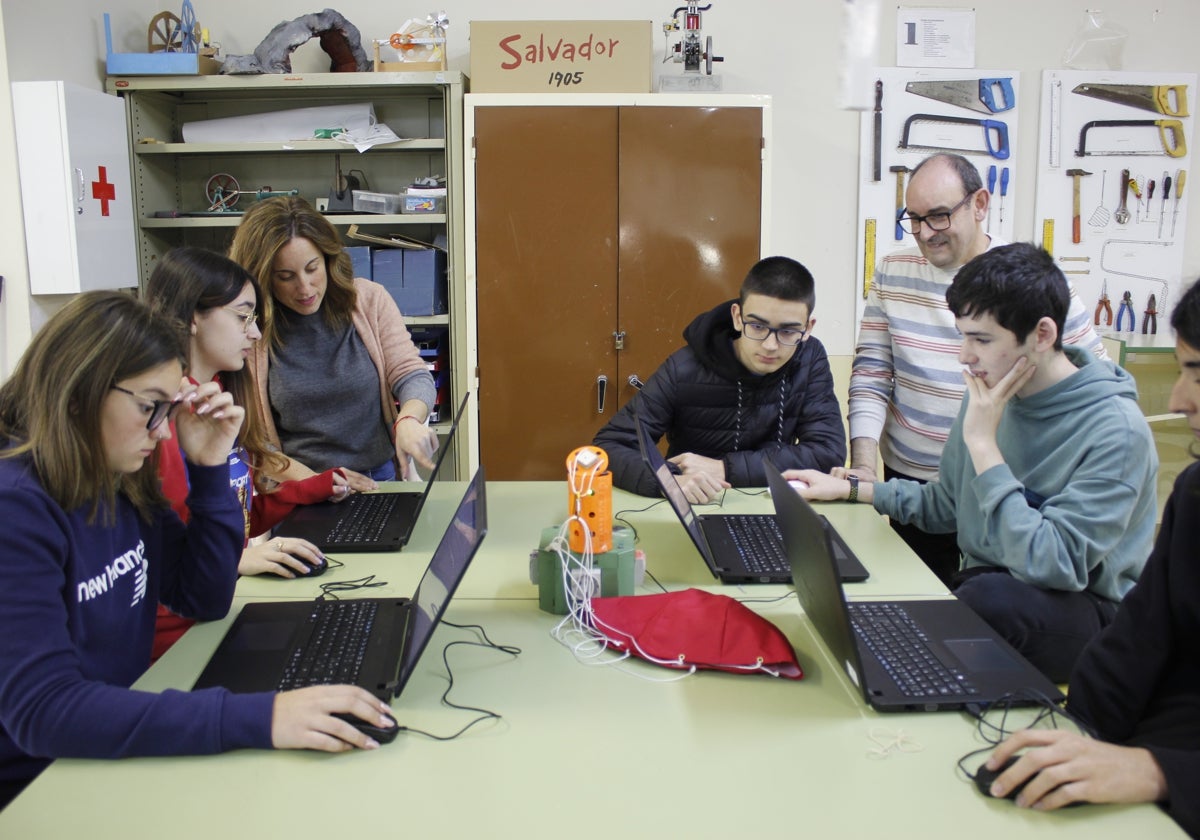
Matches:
[597,375,608,413]
[75,168,85,203]
[627,374,645,391]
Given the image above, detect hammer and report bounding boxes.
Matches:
[1066,168,1092,244]
[891,165,910,240]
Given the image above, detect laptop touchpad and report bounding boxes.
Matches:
[229,620,294,651]
[943,638,1022,671]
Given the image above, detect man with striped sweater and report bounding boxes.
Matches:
[846,154,1107,584]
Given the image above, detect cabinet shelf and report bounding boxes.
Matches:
[108,71,471,480]
[405,315,450,327]
[135,139,446,155]
[139,213,446,229]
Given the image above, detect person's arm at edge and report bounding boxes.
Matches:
[847,275,895,478]
[1063,286,1111,361]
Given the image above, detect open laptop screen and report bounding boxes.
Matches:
[391,468,488,697]
[765,462,867,688]
[633,410,714,558]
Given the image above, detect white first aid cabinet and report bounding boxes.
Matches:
[11,81,137,293]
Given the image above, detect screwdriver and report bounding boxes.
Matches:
[1159,172,1172,239]
[1129,177,1143,223]
[998,167,1010,228]
[1147,179,1156,221]
[1172,169,1186,238]
[987,165,997,232]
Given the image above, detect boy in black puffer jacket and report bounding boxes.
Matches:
[593,256,845,503]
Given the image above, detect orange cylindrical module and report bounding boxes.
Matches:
[566,445,613,554]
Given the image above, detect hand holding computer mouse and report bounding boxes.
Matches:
[238,537,327,578]
[980,729,1169,811]
[271,686,397,751]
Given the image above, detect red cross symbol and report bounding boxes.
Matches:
[91,166,116,216]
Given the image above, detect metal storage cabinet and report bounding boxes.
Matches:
[105,71,470,479]
[11,81,137,293]
[466,93,770,479]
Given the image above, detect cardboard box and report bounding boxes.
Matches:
[470,20,652,93]
[373,248,447,317]
[345,245,372,281]
[401,249,448,316]
[371,249,405,304]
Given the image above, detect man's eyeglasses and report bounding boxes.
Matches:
[110,385,182,431]
[223,307,258,333]
[897,191,976,234]
[741,321,807,347]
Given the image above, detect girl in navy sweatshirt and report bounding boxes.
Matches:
[0,292,394,810]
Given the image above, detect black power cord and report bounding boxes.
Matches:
[396,621,522,742]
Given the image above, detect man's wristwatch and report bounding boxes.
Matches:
[847,475,859,503]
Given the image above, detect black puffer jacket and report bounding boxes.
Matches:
[593,300,846,497]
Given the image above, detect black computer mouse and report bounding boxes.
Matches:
[298,555,328,577]
[974,756,1028,799]
[333,711,400,744]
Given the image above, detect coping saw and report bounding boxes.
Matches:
[899,113,1010,160]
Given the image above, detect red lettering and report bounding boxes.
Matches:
[500,32,622,67]
[498,34,522,69]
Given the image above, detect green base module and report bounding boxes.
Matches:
[536,525,636,615]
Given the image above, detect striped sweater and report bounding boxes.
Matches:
[849,239,1109,481]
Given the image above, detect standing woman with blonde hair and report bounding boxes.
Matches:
[229,196,437,486]
[0,292,393,810]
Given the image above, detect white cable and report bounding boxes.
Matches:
[865,726,925,759]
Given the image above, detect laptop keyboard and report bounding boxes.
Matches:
[325,494,399,544]
[848,602,978,698]
[278,600,379,689]
[721,516,789,574]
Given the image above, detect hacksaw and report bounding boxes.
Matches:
[899,113,1010,160]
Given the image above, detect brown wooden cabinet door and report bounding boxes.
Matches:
[474,104,762,480]
[475,106,619,479]
[615,105,763,409]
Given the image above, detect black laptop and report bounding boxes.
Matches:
[273,393,470,552]
[634,411,869,584]
[765,463,1064,712]
[194,467,486,701]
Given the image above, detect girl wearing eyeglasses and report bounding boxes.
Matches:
[145,247,355,656]
[0,292,393,810]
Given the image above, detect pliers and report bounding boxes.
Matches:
[1116,290,1135,332]
[1142,294,1158,335]
[1094,282,1113,327]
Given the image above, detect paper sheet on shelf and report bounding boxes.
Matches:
[181,103,376,143]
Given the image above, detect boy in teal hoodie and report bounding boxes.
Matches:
[789,242,1156,682]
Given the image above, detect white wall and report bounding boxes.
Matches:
[0,1,31,377]
[3,0,1199,359]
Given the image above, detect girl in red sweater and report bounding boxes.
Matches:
[145,247,352,655]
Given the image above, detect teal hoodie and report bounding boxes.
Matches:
[873,347,1156,601]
